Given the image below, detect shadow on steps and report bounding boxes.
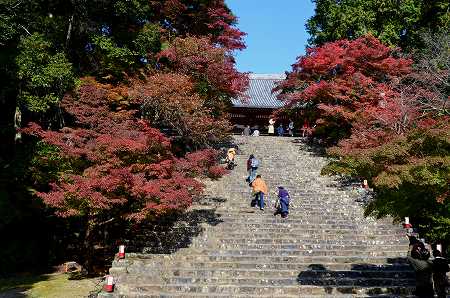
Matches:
[124,204,225,255]
[290,138,327,157]
[297,258,415,296]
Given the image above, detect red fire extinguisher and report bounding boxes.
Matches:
[103,275,114,292]
[118,245,125,259]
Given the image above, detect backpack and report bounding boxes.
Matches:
[251,158,260,168]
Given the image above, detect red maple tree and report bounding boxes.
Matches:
[151,0,246,51]
[131,73,232,147]
[24,78,225,271]
[158,36,248,100]
[276,35,412,144]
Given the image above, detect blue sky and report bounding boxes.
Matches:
[225,0,315,74]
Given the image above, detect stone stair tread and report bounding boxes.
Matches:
[121,256,410,265]
[212,238,405,242]
[193,233,406,238]
[134,254,407,260]
[120,284,417,295]
[119,269,415,279]
[100,292,418,298]
[134,268,414,275]
[124,262,413,270]
[120,276,415,282]
[185,248,406,253]
[201,244,407,250]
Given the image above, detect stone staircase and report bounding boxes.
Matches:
[99,136,416,297]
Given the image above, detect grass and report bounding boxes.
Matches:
[0,273,100,298]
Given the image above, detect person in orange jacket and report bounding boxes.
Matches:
[251,175,268,211]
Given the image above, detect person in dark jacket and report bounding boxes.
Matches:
[246,154,259,184]
[274,186,290,218]
[277,124,284,136]
[407,236,434,298]
[432,249,449,298]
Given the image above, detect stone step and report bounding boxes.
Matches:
[181,247,406,257]
[123,254,409,264]
[114,284,415,296]
[219,209,368,215]
[117,275,415,288]
[115,261,412,274]
[215,214,373,220]
[220,201,361,206]
[175,249,406,258]
[227,198,361,203]
[201,221,400,229]
[99,290,416,298]
[296,270,415,280]
[201,233,405,241]
[210,217,394,225]
[226,195,356,200]
[202,227,405,235]
[215,211,385,218]
[192,243,408,251]
[227,197,359,202]
[121,268,414,280]
[227,195,357,200]
[210,238,406,245]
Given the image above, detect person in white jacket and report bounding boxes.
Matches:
[268,118,275,135]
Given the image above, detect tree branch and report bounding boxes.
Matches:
[19,24,31,35]
[97,217,116,226]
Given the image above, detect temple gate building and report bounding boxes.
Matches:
[230,73,286,133]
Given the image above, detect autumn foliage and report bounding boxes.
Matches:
[149,0,246,51]
[157,36,249,121]
[3,0,246,275]
[277,35,412,144]
[158,37,248,99]
[280,33,450,248]
[24,79,228,271]
[131,73,231,147]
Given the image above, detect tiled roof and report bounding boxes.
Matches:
[232,74,286,109]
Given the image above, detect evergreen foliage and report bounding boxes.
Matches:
[307,0,450,49]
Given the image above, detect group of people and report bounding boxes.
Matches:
[407,235,449,298]
[242,125,260,137]
[242,118,312,137]
[268,118,294,137]
[246,155,290,218]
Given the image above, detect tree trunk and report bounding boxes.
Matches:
[66,15,74,49]
[14,106,22,142]
[82,216,96,275]
[0,99,17,162]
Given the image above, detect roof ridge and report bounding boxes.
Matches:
[249,73,286,80]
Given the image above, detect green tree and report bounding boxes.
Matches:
[323,123,450,246]
[16,34,74,113]
[307,0,449,48]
